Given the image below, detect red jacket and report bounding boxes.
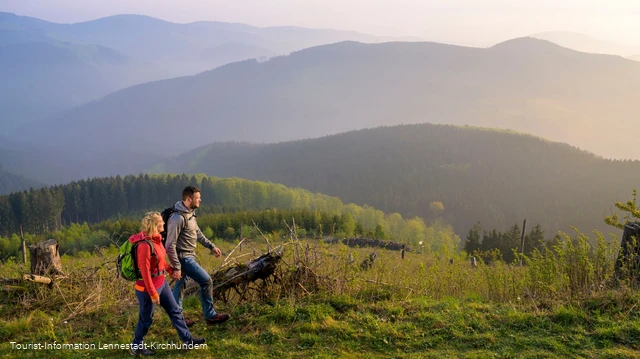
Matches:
[128,232,173,301]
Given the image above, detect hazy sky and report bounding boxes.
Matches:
[1,0,638,47]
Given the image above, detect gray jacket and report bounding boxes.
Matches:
[165,201,216,270]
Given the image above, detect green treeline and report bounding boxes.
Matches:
[0,173,323,236]
[463,222,547,263]
[0,174,460,260]
[0,209,352,259]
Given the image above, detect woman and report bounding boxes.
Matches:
[130,212,205,356]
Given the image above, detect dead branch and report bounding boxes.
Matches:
[216,237,247,271]
[283,219,300,263]
[212,249,283,296]
[22,274,52,285]
[62,288,100,322]
[298,283,312,296]
[252,219,273,252]
[1,285,26,292]
[94,245,105,257]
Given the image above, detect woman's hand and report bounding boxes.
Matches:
[171,269,182,280]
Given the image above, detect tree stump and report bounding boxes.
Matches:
[29,239,64,276]
[360,252,377,270]
[614,222,640,284]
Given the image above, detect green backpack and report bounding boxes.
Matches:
[117,240,157,281]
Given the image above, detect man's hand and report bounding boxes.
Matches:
[151,296,160,305]
[211,247,222,257]
[171,269,182,280]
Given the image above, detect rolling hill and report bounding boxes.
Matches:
[13,38,640,183]
[0,11,408,133]
[155,123,640,236]
[0,40,166,133]
[0,11,403,78]
[531,31,640,58]
[0,42,112,133]
[0,164,43,195]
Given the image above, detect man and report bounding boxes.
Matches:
[166,185,230,326]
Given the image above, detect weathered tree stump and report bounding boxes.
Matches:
[29,239,64,276]
[614,222,640,284]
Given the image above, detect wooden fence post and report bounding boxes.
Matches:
[20,225,27,264]
[519,219,527,266]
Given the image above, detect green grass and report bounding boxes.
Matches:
[3,295,640,358]
[1,233,637,358]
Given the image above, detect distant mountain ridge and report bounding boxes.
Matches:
[0,42,112,133]
[155,123,640,236]
[0,11,410,132]
[12,37,640,183]
[0,164,43,195]
[0,40,169,133]
[531,31,640,58]
[0,11,406,76]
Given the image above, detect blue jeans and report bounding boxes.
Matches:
[172,257,216,320]
[133,280,192,345]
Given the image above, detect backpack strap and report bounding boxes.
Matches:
[172,211,190,253]
[176,211,189,232]
[166,209,189,234]
[132,240,165,279]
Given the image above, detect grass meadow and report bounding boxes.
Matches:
[2,229,640,358]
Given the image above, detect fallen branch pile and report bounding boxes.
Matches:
[323,237,411,251]
[181,219,331,304]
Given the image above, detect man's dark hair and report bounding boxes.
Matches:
[182,185,201,201]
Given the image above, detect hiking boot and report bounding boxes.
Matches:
[184,318,195,327]
[205,313,230,325]
[182,337,206,349]
[129,347,155,356]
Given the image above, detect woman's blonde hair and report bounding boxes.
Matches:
[141,212,162,236]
